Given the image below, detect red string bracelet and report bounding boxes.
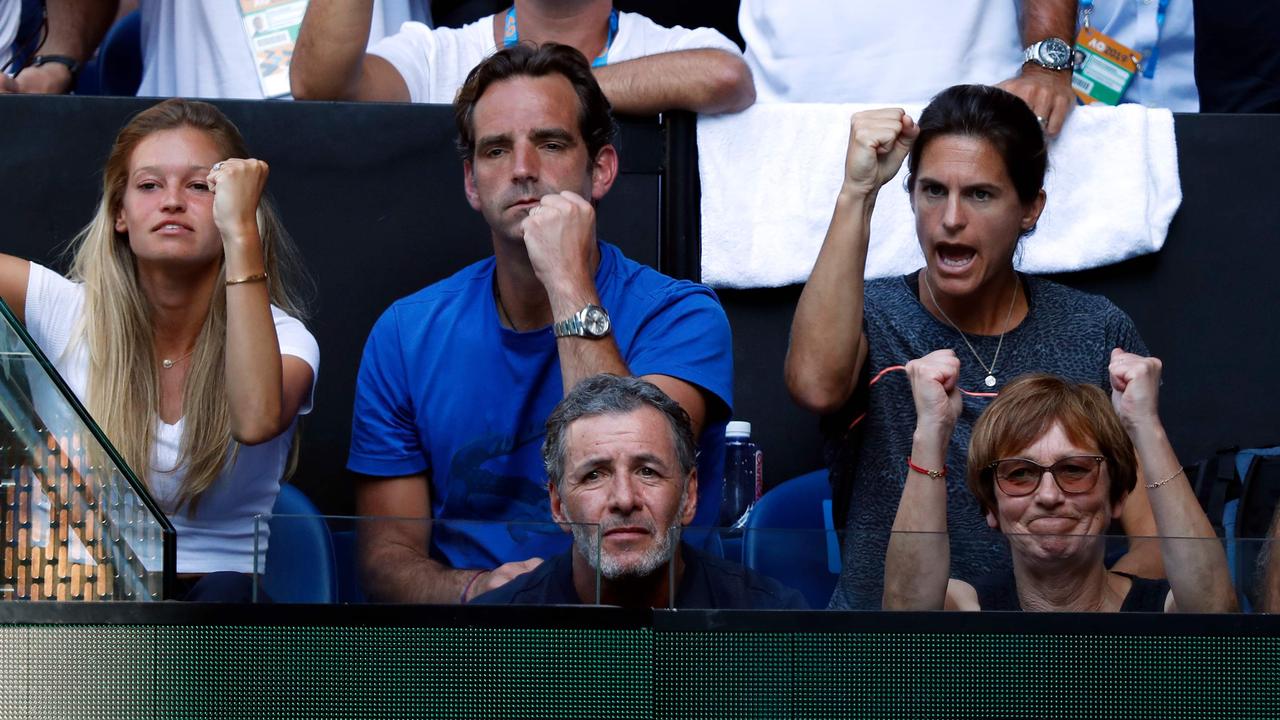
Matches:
[459,569,487,604]
[906,457,947,479]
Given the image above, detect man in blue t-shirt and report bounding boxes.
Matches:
[472,375,805,609]
[347,43,733,604]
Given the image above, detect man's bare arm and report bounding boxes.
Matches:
[1,0,118,95]
[356,474,540,603]
[291,0,410,102]
[592,49,755,115]
[996,0,1078,135]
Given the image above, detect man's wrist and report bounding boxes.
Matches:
[1020,61,1071,83]
[16,62,75,94]
[545,276,598,319]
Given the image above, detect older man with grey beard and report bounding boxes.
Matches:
[470,374,806,609]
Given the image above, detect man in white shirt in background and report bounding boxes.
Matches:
[739,0,1079,134]
[0,0,431,99]
[291,0,755,115]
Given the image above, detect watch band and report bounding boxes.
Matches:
[553,304,610,339]
[553,315,582,338]
[31,54,81,81]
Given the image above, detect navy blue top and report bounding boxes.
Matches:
[970,569,1171,612]
[471,543,810,609]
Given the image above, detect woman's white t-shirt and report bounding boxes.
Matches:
[24,263,320,574]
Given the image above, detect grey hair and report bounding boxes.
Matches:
[543,374,697,488]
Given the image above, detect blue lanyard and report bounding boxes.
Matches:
[1080,0,1168,78]
[503,6,620,68]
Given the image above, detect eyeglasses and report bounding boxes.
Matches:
[987,455,1106,497]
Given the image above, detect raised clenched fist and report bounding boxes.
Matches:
[843,108,920,198]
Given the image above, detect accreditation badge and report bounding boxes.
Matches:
[237,0,310,99]
[1072,26,1142,106]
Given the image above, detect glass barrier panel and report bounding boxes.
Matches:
[253,516,601,605]
[883,530,1254,613]
[249,506,1274,614]
[0,300,173,601]
[665,526,838,610]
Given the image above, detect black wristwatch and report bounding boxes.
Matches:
[31,54,81,83]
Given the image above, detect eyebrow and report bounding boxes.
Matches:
[916,176,1002,193]
[570,453,672,476]
[529,128,576,145]
[476,128,578,149]
[131,164,211,178]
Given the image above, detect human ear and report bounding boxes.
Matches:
[549,482,572,531]
[1021,188,1047,232]
[985,508,1000,530]
[679,470,698,526]
[589,145,618,201]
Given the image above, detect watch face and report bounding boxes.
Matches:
[1040,38,1072,68]
[583,306,611,336]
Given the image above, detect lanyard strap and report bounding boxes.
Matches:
[1079,0,1168,78]
[503,6,620,68]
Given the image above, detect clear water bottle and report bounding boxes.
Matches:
[720,420,763,528]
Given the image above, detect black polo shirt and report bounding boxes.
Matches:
[471,543,809,609]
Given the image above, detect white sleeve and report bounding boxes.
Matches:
[613,12,743,59]
[23,263,84,362]
[271,306,321,416]
[368,21,439,104]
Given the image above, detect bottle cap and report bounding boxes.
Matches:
[726,420,752,438]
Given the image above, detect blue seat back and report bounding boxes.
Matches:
[81,10,142,96]
[263,485,338,603]
[742,470,840,609]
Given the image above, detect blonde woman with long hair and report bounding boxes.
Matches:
[0,99,318,601]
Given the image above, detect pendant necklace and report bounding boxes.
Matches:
[160,350,194,370]
[922,272,1020,388]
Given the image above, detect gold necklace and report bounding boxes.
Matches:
[922,271,1020,388]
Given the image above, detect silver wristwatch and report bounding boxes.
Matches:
[1023,37,1073,71]
[553,304,611,339]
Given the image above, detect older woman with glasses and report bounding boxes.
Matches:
[883,348,1235,612]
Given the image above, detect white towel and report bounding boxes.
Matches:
[698,103,1180,288]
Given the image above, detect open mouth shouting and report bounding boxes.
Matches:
[935,243,977,271]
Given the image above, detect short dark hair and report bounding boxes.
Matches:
[454,42,618,161]
[543,374,697,489]
[907,84,1048,205]
[967,373,1138,518]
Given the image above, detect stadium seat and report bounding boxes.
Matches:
[329,528,367,603]
[83,10,142,96]
[262,484,338,603]
[742,469,840,609]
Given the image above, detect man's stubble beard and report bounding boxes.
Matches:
[565,487,689,581]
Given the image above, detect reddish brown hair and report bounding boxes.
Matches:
[966,373,1137,516]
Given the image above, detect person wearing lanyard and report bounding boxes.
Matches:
[291,0,756,115]
[1073,0,1198,110]
[501,5,618,69]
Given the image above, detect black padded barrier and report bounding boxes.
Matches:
[0,95,669,514]
[0,603,1276,719]
[721,113,1280,486]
